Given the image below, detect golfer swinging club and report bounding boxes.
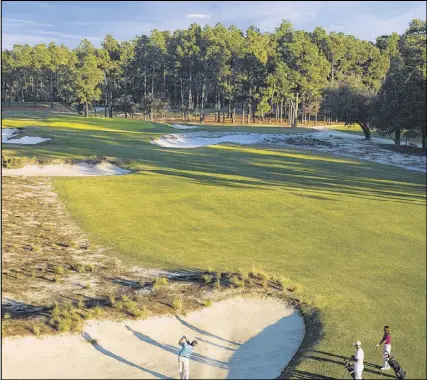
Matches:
[352,340,364,379]
[377,325,392,370]
[178,335,198,379]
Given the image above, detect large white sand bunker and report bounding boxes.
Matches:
[152,128,426,172]
[170,123,198,130]
[2,162,131,177]
[2,128,51,144]
[1,297,304,379]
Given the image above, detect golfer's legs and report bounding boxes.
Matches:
[183,357,190,379]
[178,357,184,379]
[383,344,391,369]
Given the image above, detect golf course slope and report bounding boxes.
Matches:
[1,297,304,379]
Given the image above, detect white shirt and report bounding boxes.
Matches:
[354,347,364,368]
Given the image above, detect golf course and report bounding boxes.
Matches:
[2,2,426,377]
[2,110,426,378]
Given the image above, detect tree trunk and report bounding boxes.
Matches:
[151,67,154,96]
[144,69,147,121]
[357,121,371,139]
[232,107,235,124]
[84,102,88,117]
[180,76,184,107]
[217,90,221,113]
[315,112,318,125]
[188,69,193,111]
[293,93,299,128]
[200,81,205,123]
[50,71,54,108]
[242,103,245,124]
[422,128,426,150]
[247,100,251,124]
[280,101,283,123]
[394,129,401,146]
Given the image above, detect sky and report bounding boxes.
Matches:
[2,1,426,50]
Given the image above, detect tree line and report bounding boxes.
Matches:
[1,19,425,147]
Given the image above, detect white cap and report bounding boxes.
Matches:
[353,341,362,346]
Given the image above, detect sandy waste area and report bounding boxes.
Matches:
[2,162,131,176]
[2,128,51,145]
[152,126,426,173]
[2,297,304,379]
[170,123,198,130]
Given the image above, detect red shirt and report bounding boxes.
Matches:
[383,333,392,344]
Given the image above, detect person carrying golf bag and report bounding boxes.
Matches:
[383,352,406,379]
[344,359,356,379]
[346,341,364,379]
[377,325,392,370]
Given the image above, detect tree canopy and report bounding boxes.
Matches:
[2,19,425,147]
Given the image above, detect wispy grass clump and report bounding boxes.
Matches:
[203,299,213,307]
[202,274,213,284]
[171,296,183,312]
[229,275,245,288]
[152,277,168,290]
[49,302,83,332]
[113,295,146,318]
[85,263,95,272]
[32,323,40,336]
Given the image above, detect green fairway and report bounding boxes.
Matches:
[2,114,426,378]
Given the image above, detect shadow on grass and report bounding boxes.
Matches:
[5,121,424,206]
[81,332,169,379]
[282,348,396,379]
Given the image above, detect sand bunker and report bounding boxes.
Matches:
[170,123,198,130]
[2,128,51,145]
[2,297,304,379]
[152,127,426,172]
[2,162,131,177]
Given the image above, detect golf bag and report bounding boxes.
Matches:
[344,359,356,379]
[386,355,406,379]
